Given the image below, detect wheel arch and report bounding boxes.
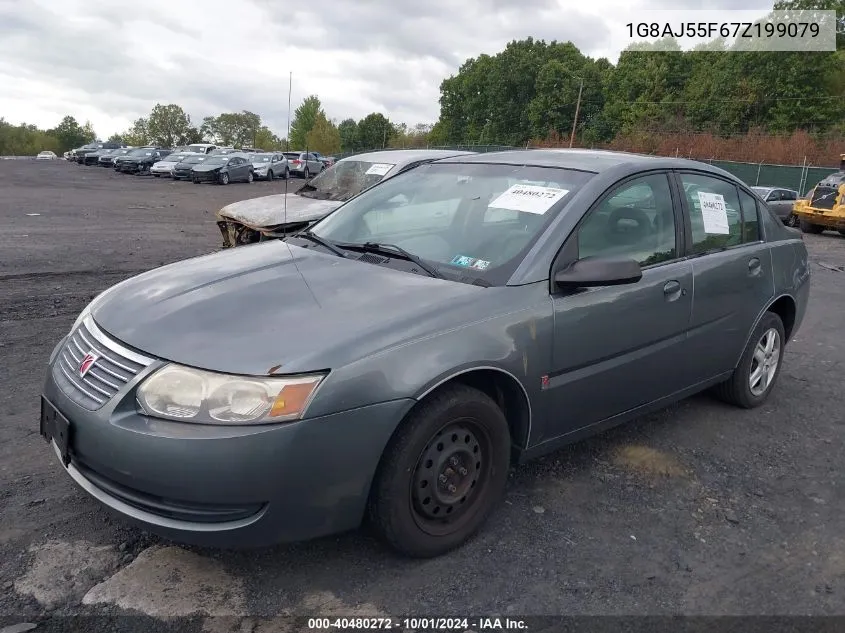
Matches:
[734,293,797,368]
[414,366,533,456]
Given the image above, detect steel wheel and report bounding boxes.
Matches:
[749,328,781,397]
[410,421,491,537]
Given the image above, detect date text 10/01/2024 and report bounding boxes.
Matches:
[626,21,821,39]
[306,617,528,630]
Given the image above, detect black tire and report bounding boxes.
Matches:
[247,171,254,183]
[712,311,786,409]
[220,172,229,185]
[785,214,799,228]
[368,384,511,558]
[193,179,201,184]
[267,170,274,181]
[800,219,824,234]
[304,167,310,179]
[284,168,290,180]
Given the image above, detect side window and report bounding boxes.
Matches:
[738,188,762,243]
[681,173,743,253]
[576,173,677,267]
[784,190,797,201]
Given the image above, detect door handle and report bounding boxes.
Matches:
[663,280,682,299]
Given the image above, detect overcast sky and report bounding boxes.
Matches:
[0,0,775,139]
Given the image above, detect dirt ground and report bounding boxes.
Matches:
[1,159,845,631]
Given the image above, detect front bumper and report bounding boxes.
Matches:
[172,169,191,180]
[795,208,845,229]
[150,167,172,176]
[41,337,411,548]
[193,170,221,183]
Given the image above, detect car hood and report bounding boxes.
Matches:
[153,160,178,167]
[217,193,342,230]
[91,241,487,376]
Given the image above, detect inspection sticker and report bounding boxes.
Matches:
[488,184,570,215]
[365,163,394,176]
[697,191,730,234]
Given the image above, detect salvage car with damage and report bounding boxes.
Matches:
[40,149,809,558]
[191,153,255,184]
[118,148,173,174]
[216,149,475,247]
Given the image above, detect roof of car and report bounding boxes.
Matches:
[434,148,733,175]
[340,149,476,166]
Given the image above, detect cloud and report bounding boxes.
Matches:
[0,0,780,138]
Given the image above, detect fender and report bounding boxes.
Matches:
[732,292,797,369]
[415,365,534,449]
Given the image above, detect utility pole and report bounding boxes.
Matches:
[286,71,292,151]
[569,76,583,148]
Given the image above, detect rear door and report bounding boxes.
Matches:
[675,171,774,383]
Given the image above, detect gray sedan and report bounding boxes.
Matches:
[40,150,809,558]
[751,186,800,227]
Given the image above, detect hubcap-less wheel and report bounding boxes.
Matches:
[411,422,490,537]
[749,327,781,396]
[221,172,229,185]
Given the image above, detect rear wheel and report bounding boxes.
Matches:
[712,311,785,409]
[368,384,511,558]
[247,171,253,183]
[304,167,310,179]
[800,219,824,234]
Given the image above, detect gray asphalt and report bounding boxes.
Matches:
[1,159,845,631]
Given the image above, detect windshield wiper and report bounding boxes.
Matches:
[337,241,443,278]
[294,230,347,257]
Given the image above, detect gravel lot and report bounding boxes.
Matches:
[1,159,845,631]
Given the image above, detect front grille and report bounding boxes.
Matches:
[53,318,153,410]
[810,186,839,210]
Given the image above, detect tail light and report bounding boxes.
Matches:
[292,159,301,166]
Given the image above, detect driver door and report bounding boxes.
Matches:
[541,171,694,441]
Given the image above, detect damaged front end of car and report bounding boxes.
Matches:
[216,217,314,248]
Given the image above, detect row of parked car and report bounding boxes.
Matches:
[66,141,336,184]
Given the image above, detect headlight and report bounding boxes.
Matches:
[136,364,326,425]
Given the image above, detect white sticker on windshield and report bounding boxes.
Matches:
[697,191,730,234]
[488,184,570,215]
[365,163,394,176]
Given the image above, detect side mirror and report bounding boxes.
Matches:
[554,257,642,289]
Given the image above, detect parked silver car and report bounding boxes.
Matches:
[249,153,289,180]
[283,151,323,178]
[150,152,202,178]
[751,186,800,227]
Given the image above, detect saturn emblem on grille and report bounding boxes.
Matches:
[79,352,99,378]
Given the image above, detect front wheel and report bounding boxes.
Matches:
[712,311,785,409]
[247,171,253,183]
[368,384,511,558]
[800,219,824,234]
[219,172,230,185]
[267,170,274,181]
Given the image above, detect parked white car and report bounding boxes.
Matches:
[150,152,202,178]
[36,151,58,160]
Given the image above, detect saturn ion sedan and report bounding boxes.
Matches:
[40,149,810,558]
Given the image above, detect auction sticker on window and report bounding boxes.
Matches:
[697,191,730,234]
[489,184,569,214]
[365,163,394,176]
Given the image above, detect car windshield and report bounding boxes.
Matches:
[165,153,189,162]
[187,145,209,153]
[298,160,397,202]
[307,162,594,284]
[181,156,207,164]
[127,148,151,156]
